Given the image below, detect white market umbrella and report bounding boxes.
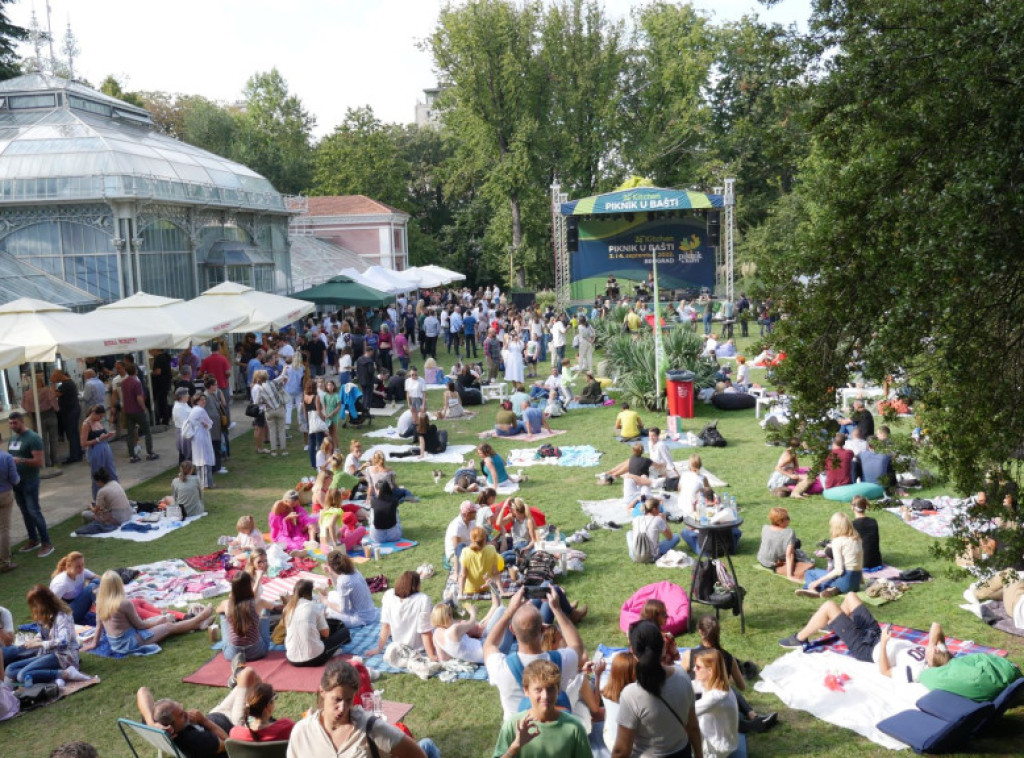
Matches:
[94,291,248,349]
[0,342,25,371]
[336,267,406,297]
[404,266,452,289]
[417,264,467,284]
[192,281,315,333]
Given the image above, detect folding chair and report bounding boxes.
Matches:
[117,717,185,758]
[224,738,289,757]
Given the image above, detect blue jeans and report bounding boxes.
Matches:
[308,431,325,470]
[804,569,862,593]
[220,615,271,661]
[14,478,49,545]
[419,738,441,758]
[532,584,575,625]
[371,524,403,543]
[69,578,100,625]
[6,652,62,684]
[681,527,742,555]
[495,423,524,436]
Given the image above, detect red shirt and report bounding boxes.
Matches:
[228,718,295,742]
[200,352,232,389]
[824,447,855,489]
[121,375,145,415]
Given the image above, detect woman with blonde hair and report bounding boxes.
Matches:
[692,649,741,758]
[85,570,211,655]
[496,497,539,558]
[459,526,501,596]
[252,369,288,457]
[430,586,503,664]
[799,511,864,597]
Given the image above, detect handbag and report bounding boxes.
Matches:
[308,409,329,434]
[245,402,261,418]
[220,412,229,428]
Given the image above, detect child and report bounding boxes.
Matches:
[525,336,539,378]
[639,598,679,665]
[315,437,335,472]
[229,515,266,566]
[318,489,348,550]
[544,387,564,418]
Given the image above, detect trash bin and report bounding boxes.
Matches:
[666,369,696,418]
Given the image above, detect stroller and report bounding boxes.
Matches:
[340,382,373,428]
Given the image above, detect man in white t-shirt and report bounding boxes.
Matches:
[484,587,585,720]
[396,408,418,439]
[648,427,679,489]
[549,317,567,365]
[404,366,427,412]
[445,501,478,562]
[844,428,869,456]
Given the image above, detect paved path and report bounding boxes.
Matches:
[4,398,259,547]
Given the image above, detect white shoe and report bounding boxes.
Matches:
[216,467,229,474]
[303,445,309,451]
[63,665,93,682]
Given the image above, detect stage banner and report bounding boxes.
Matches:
[570,215,714,300]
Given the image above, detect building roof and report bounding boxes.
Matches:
[289,235,370,290]
[0,73,286,212]
[0,249,100,309]
[304,195,408,218]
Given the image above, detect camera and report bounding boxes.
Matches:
[525,585,550,599]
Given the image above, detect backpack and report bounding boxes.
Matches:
[698,420,727,447]
[15,682,59,711]
[537,444,561,459]
[692,557,718,601]
[521,550,558,586]
[631,517,656,564]
[507,651,573,711]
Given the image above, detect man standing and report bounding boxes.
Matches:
[0,443,20,572]
[549,316,567,366]
[305,329,327,377]
[575,316,595,373]
[81,369,106,412]
[463,308,478,358]
[356,346,378,412]
[122,365,158,463]
[423,309,440,359]
[150,348,173,426]
[449,306,463,359]
[7,411,52,558]
[484,329,502,383]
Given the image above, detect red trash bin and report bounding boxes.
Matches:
[666,370,695,418]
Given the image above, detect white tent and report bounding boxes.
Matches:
[93,291,249,349]
[404,266,451,289]
[416,264,466,284]
[0,343,25,371]
[336,267,407,296]
[190,282,316,332]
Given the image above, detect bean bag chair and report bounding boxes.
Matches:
[711,393,756,411]
[596,377,613,389]
[919,654,1022,702]
[823,482,885,502]
[620,581,690,637]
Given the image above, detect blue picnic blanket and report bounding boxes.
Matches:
[341,621,489,681]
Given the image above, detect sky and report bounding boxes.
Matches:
[9,0,812,138]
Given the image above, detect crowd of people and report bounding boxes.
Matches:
[0,281,1020,758]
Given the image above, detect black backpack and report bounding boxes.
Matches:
[692,557,717,601]
[699,420,727,447]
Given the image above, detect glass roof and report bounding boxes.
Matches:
[290,235,369,289]
[0,74,286,212]
[0,249,101,309]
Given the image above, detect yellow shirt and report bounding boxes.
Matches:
[624,311,642,332]
[617,409,642,439]
[460,544,499,594]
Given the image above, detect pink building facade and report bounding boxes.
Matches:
[290,195,410,271]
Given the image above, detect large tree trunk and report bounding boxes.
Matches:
[510,196,524,288]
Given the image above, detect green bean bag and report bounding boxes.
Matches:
[822,482,885,502]
[920,654,1022,702]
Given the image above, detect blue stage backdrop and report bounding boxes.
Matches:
[570,214,714,300]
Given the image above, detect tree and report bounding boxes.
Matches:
[756,0,1024,568]
[310,106,409,208]
[138,91,241,161]
[99,75,146,108]
[429,0,549,288]
[235,68,315,194]
[0,0,25,81]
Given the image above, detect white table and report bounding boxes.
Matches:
[482,382,508,402]
[837,386,885,413]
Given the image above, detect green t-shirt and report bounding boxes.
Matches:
[9,429,42,483]
[919,653,1021,701]
[492,712,592,758]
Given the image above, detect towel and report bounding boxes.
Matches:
[362,443,477,465]
[506,445,603,468]
[71,513,207,542]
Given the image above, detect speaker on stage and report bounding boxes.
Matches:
[566,217,579,252]
[706,211,721,247]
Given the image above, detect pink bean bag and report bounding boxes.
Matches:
[620,581,690,637]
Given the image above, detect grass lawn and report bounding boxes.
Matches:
[2,333,1022,756]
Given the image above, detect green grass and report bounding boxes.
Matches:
[2,335,1022,756]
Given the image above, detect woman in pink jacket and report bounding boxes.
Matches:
[268,489,317,554]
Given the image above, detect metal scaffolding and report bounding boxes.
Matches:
[550,181,570,308]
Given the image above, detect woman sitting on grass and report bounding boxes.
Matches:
[323,549,378,629]
[798,512,863,598]
[757,507,815,582]
[365,571,437,660]
[430,585,503,664]
[228,681,295,742]
[48,551,99,625]
[5,585,93,685]
[283,580,351,668]
[459,526,501,596]
[477,443,511,486]
[679,615,777,734]
[692,649,741,758]
[85,570,212,655]
[439,381,467,419]
[217,573,275,664]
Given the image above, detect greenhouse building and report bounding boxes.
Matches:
[0,73,292,308]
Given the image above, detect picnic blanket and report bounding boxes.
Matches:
[303,539,419,563]
[566,400,614,410]
[445,477,519,495]
[363,443,476,465]
[960,600,1024,639]
[884,496,969,538]
[364,426,409,440]
[507,445,603,468]
[71,513,207,542]
[580,494,688,527]
[7,678,100,718]
[369,404,403,416]
[119,559,230,608]
[340,622,489,681]
[756,649,927,749]
[805,624,1007,658]
[478,429,569,442]
[258,570,330,605]
[619,436,701,450]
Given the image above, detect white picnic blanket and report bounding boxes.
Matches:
[579,495,682,526]
[507,445,603,468]
[444,477,520,495]
[71,513,207,542]
[364,426,406,439]
[884,495,969,539]
[363,443,477,465]
[755,649,927,750]
[369,404,403,417]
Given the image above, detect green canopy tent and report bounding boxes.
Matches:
[291,275,393,307]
